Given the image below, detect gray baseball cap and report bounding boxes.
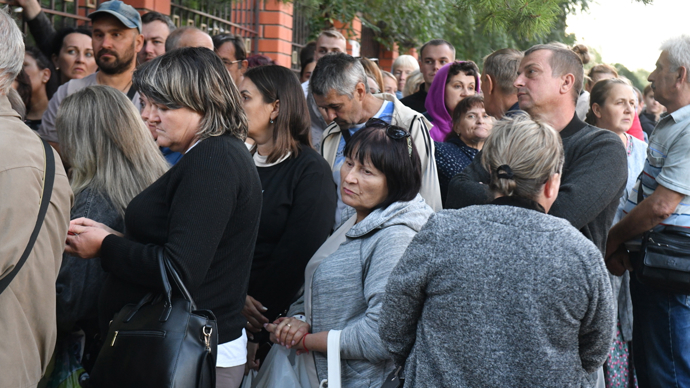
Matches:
[88,0,142,33]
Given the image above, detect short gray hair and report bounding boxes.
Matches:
[309,53,367,98]
[391,54,419,74]
[134,47,248,141]
[483,48,523,95]
[661,35,690,81]
[0,8,24,95]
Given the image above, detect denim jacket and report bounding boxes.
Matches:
[56,188,123,331]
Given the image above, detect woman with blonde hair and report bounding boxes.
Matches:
[55,84,169,370]
[381,114,614,387]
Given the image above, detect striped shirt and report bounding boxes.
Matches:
[623,103,690,229]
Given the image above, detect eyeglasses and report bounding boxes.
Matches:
[365,118,412,158]
[223,59,242,67]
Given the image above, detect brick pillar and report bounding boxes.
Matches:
[378,43,399,73]
[256,0,293,68]
[124,0,170,16]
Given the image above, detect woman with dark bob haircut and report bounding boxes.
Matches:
[64,47,263,388]
[262,121,434,387]
[238,65,336,370]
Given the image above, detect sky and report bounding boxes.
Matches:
[565,0,690,73]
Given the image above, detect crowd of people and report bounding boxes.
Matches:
[1,0,690,387]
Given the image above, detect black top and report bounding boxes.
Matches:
[249,145,336,341]
[99,134,262,343]
[639,111,657,139]
[446,114,627,255]
[400,87,428,114]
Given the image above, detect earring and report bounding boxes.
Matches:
[269,119,274,124]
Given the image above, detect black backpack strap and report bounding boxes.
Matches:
[0,138,55,294]
[126,84,138,101]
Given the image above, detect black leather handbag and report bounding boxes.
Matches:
[89,251,218,388]
[635,187,690,294]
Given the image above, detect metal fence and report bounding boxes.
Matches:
[170,0,259,53]
[2,0,102,37]
[290,0,309,71]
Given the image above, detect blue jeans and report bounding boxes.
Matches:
[630,274,690,387]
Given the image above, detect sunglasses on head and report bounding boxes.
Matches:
[365,118,412,158]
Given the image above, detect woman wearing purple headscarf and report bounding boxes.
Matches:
[425,61,480,142]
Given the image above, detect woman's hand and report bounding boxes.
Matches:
[71,217,124,237]
[64,218,114,259]
[244,341,260,375]
[242,295,269,335]
[265,317,310,351]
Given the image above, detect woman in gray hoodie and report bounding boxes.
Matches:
[380,114,615,388]
[266,120,435,387]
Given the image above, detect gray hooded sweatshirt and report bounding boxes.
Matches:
[310,194,434,387]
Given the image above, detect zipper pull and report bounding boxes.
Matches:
[111,331,119,346]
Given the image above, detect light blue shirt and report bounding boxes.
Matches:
[623,103,690,229]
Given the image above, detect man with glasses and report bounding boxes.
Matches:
[311,53,441,225]
[212,33,248,86]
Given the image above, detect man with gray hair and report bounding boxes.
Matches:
[0,7,72,387]
[606,35,690,386]
[480,48,523,118]
[304,29,348,149]
[312,53,441,224]
[164,26,214,52]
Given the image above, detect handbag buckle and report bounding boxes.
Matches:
[203,326,212,352]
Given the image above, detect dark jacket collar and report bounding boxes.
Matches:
[559,113,588,139]
[490,196,545,214]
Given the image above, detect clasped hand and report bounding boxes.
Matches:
[64,217,122,259]
[265,317,310,355]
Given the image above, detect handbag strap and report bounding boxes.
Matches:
[321,330,342,388]
[156,250,197,310]
[0,138,55,295]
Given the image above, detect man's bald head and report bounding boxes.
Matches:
[165,27,213,52]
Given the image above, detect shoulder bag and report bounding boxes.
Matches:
[89,250,218,387]
[635,186,690,294]
[0,138,54,294]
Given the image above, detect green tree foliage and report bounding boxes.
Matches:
[295,0,651,67]
[614,63,650,91]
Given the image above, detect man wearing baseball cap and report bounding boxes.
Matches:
[38,0,144,150]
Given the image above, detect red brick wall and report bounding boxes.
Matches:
[256,0,293,67]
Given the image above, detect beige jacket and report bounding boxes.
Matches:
[0,95,72,388]
[319,93,442,212]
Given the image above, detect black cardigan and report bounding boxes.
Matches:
[248,145,336,341]
[99,134,262,343]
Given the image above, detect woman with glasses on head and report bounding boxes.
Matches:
[264,121,434,388]
[63,48,263,388]
[380,114,614,387]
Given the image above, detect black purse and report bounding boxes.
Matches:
[635,186,690,294]
[89,251,218,388]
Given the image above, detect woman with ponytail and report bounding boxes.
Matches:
[380,114,615,387]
